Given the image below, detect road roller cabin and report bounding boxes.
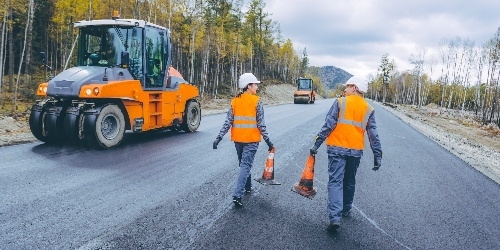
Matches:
[29,12,201,149]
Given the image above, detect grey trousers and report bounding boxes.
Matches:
[232,142,259,198]
[327,153,360,223]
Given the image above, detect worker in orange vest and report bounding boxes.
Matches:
[213,73,274,207]
[309,76,383,232]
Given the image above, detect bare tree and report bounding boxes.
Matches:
[8,3,13,92]
[23,0,35,88]
[409,46,426,107]
[14,0,33,110]
[482,33,499,124]
[459,39,475,113]
[422,55,437,105]
[438,38,458,108]
[447,37,462,109]
[473,45,486,117]
[0,9,6,93]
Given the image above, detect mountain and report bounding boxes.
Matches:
[309,66,352,90]
[318,66,352,90]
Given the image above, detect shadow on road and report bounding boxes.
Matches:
[28,129,203,169]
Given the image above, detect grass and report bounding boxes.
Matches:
[0,90,34,119]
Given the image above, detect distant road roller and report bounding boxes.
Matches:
[293,78,316,104]
[29,12,201,149]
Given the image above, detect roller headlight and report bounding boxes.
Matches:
[85,88,92,96]
[43,87,47,93]
[93,87,99,96]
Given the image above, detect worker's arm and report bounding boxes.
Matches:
[366,110,383,169]
[213,107,234,149]
[311,99,339,153]
[256,100,273,150]
[217,107,234,139]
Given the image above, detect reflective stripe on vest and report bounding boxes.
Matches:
[338,97,373,129]
[231,94,261,142]
[233,116,258,129]
[326,96,373,150]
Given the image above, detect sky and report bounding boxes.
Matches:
[263,0,500,81]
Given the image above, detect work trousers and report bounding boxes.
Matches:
[232,142,259,198]
[327,153,360,223]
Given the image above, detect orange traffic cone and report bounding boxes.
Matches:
[292,154,317,199]
[255,147,281,185]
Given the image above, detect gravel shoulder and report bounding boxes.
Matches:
[378,103,500,184]
[1,85,499,184]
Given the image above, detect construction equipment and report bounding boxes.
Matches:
[293,77,316,104]
[292,154,317,199]
[255,147,281,185]
[29,11,201,149]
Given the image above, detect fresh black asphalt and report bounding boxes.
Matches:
[1,99,499,249]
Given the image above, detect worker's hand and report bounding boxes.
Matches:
[265,139,273,152]
[372,158,381,171]
[310,147,317,155]
[213,137,222,149]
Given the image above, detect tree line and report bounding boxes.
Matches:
[0,0,313,111]
[371,29,500,127]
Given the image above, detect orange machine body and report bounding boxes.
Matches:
[29,15,201,149]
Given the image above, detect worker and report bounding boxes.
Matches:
[98,32,116,65]
[309,76,382,232]
[213,73,274,207]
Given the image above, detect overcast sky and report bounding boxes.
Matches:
[263,0,500,80]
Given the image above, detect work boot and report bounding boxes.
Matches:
[327,222,340,232]
[244,187,252,194]
[232,196,243,206]
[342,210,351,217]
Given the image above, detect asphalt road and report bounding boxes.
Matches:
[1,99,499,250]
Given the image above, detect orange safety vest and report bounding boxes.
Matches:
[231,93,261,143]
[326,95,373,150]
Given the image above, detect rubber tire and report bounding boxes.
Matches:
[181,101,201,132]
[86,104,126,149]
[29,104,50,142]
[44,105,66,144]
[294,97,308,104]
[63,108,82,144]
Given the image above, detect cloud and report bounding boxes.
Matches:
[263,0,500,79]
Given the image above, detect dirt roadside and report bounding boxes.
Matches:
[379,103,500,184]
[1,85,499,184]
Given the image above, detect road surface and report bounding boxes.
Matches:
[1,99,499,249]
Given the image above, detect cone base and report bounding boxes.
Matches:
[291,183,317,199]
[255,178,281,185]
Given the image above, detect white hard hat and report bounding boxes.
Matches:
[345,76,368,93]
[238,73,260,89]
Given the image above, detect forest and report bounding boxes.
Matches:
[1,0,499,128]
[369,32,500,127]
[0,0,314,112]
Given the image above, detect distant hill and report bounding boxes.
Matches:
[319,66,352,89]
[308,66,352,91]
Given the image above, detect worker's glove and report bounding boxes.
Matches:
[213,136,222,149]
[372,158,382,171]
[310,147,318,155]
[310,136,321,155]
[265,139,274,152]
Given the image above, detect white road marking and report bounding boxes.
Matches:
[293,161,412,250]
